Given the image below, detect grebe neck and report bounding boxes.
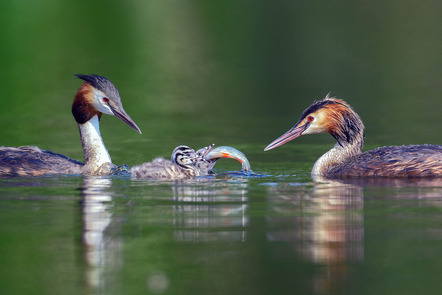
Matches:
[312,128,364,177]
[78,115,112,174]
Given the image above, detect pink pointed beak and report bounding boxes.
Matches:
[109,105,142,134]
[264,123,309,151]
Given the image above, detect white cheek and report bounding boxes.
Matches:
[92,90,113,115]
[303,122,328,135]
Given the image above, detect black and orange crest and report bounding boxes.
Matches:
[325,100,364,146]
[72,84,97,124]
[296,98,347,124]
[330,106,364,146]
[298,98,364,146]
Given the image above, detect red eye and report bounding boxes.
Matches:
[307,116,314,122]
[103,97,109,103]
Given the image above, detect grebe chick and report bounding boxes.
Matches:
[131,145,209,179]
[264,95,442,178]
[0,74,141,177]
[131,144,251,179]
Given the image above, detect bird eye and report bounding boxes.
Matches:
[307,116,314,122]
[103,97,109,103]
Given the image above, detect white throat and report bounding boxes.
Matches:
[78,115,112,174]
[311,141,362,178]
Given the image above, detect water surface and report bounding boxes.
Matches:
[1,153,442,295]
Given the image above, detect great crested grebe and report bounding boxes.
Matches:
[131,144,251,179]
[264,95,442,178]
[0,74,141,176]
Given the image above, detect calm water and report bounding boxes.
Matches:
[1,1,442,294]
[1,154,442,295]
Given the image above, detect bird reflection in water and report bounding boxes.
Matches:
[172,178,249,243]
[266,181,364,294]
[80,176,121,292]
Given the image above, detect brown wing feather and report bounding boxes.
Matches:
[0,146,83,176]
[328,145,442,178]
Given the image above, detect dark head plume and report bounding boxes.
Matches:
[287,99,337,132]
[306,96,365,147]
[75,74,120,101]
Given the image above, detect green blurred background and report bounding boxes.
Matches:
[1,0,441,166]
[1,2,442,295]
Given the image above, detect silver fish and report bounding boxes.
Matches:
[204,145,251,172]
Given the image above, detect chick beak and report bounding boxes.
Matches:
[195,144,215,159]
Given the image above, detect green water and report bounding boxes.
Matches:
[1,170,442,295]
[1,1,442,294]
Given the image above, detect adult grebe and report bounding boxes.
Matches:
[0,74,141,176]
[264,95,442,178]
[131,145,251,179]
